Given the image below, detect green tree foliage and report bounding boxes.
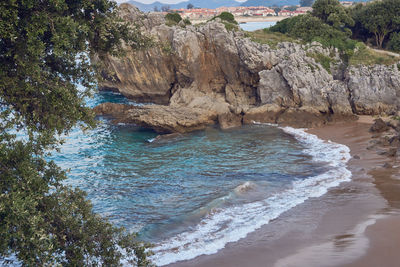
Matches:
[270,8,358,62]
[209,12,238,31]
[165,12,183,25]
[270,14,356,53]
[312,0,354,29]
[388,32,400,52]
[300,0,315,7]
[269,15,303,34]
[215,12,238,24]
[183,18,192,25]
[187,3,194,9]
[0,0,152,265]
[271,0,358,54]
[351,0,400,48]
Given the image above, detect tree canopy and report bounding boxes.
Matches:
[351,0,400,48]
[312,0,354,29]
[0,0,152,265]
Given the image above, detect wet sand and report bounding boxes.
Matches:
[168,119,400,267]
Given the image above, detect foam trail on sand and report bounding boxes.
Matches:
[150,125,352,266]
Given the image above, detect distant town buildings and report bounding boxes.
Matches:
[340,1,355,7]
[169,6,310,20]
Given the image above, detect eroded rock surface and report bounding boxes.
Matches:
[94,3,400,133]
[369,118,400,158]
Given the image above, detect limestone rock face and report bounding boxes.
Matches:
[94,103,217,133]
[218,112,243,129]
[368,117,400,159]
[242,104,283,124]
[277,107,327,128]
[347,65,400,115]
[95,3,400,133]
[370,118,390,133]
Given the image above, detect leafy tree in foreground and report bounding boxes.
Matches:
[0,0,152,265]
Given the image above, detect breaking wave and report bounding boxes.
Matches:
[150,126,352,266]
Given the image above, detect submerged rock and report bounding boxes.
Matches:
[147,133,184,143]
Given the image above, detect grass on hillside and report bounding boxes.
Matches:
[349,46,399,66]
[306,52,334,73]
[246,29,400,67]
[245,29,300,49]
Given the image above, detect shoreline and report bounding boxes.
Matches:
[191,16,288,25]
[167,118,400,267]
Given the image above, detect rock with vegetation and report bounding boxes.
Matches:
[96,3,400,133]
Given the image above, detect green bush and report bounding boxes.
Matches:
[213,12,237,24]
[307,52,333,72]
[222,21,239,32]
[209,12,238,31]
[165,12,182,24]
[270,15,302,34]
[246,29,299,49]
[271,14,356,55]
[388,32,400,52]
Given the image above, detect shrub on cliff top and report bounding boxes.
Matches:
[165,12,182,24]
[210,12,239,31]
[269,16,302,34]
[270,14,357,58]
[210,12,237,24]
[216,12,238,24]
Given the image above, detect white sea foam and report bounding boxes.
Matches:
[149,125,352,266]
[147,138,156,143]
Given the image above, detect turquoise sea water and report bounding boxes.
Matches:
[52,91,352,265]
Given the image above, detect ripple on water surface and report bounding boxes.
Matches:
[52,92,351,266]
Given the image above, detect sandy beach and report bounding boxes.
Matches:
[168,118,400,267]
[191,16,288,25]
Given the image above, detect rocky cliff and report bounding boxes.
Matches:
[94,3,400,133]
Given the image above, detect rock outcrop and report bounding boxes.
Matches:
[94,103,217,133]
[369,117,400,158]
[94,3,400,133]
[347,65,400,115]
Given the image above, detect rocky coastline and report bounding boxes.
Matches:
[94,3,400,155]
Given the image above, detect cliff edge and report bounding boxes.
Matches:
[94,4,400,133]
